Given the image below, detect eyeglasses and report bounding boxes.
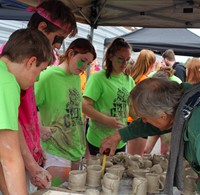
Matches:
[52,35,65,45]
[115,55,130,65]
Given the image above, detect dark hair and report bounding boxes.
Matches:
[59,38,96,63]
[2,28,54,66]
[103,37,132,78]
[162,49,175,61]
[28,0,77,37]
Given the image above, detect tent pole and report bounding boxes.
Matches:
[86,27,94,80]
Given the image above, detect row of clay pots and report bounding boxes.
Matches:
[67,168,121,195]
[71,153,198,194]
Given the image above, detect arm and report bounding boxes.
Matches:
[82,97,125,129]
[144,135,160,154]
[0,130,28,195]
[37,112,52,141]
[18,124,51,189]
[118,118,170,141]
[100,118,171,156]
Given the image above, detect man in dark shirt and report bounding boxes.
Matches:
[162,49,186,82]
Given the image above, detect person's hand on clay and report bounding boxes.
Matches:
[38,148,47,167]
[29,163,52,189]
[99,131,122,156]
[40,126,52,141]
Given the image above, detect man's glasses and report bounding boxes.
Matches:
[115,55,130,65]
[52,35,65,45]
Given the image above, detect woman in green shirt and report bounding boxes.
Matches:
[83,37,135,155]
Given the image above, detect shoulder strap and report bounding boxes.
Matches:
[164,82,200,195]
[183,91,200,119]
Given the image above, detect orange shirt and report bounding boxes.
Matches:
[135,74,148,85]
[128,74,148,123]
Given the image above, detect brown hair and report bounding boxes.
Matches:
[186,58,200,83]
[28,0,77,37]
[157,66,175,77]
[2,28,54,66]
[59,38,96,63]
[162,49,175,61]
[124,59,135,75]
[103,37,132,78]
[130,49,156,83]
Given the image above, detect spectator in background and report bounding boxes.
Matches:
[154,61,163,71]
[80,59,100,92]
[148,66,182,84]
[130,49,156,84]
[127,49,156,156]
[162,49,186,82]
[124,59,135,125]
[124,58,135,76]
[186,57,200,83]
[82,37,135,156]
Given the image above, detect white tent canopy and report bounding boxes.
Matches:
[1,0,200,28]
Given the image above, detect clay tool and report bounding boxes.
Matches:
[102,148,110,176]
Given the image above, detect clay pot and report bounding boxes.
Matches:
[146,173,164,194]
[68,170,86,191]
[86,165,102,187]
[102,173,120,194]
[132,177,147,195]
[107,164,125,179]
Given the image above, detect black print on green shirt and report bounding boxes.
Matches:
[111,88,129,117]
[64,88,83,128]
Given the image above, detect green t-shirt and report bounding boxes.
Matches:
[148,71,182,84]
[83,69,135,148]
[35,66,85,161]
[0,60,20,130]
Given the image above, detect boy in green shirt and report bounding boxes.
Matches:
[0,28,53,195]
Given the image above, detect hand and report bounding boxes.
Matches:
[99,131,122,156]
[104,116,126,129]
[38,148,47,167]
[41,126,52,141]
[29,165,52,189]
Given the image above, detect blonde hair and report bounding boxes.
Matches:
[130,49,156,83]
[186,58,200,83]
